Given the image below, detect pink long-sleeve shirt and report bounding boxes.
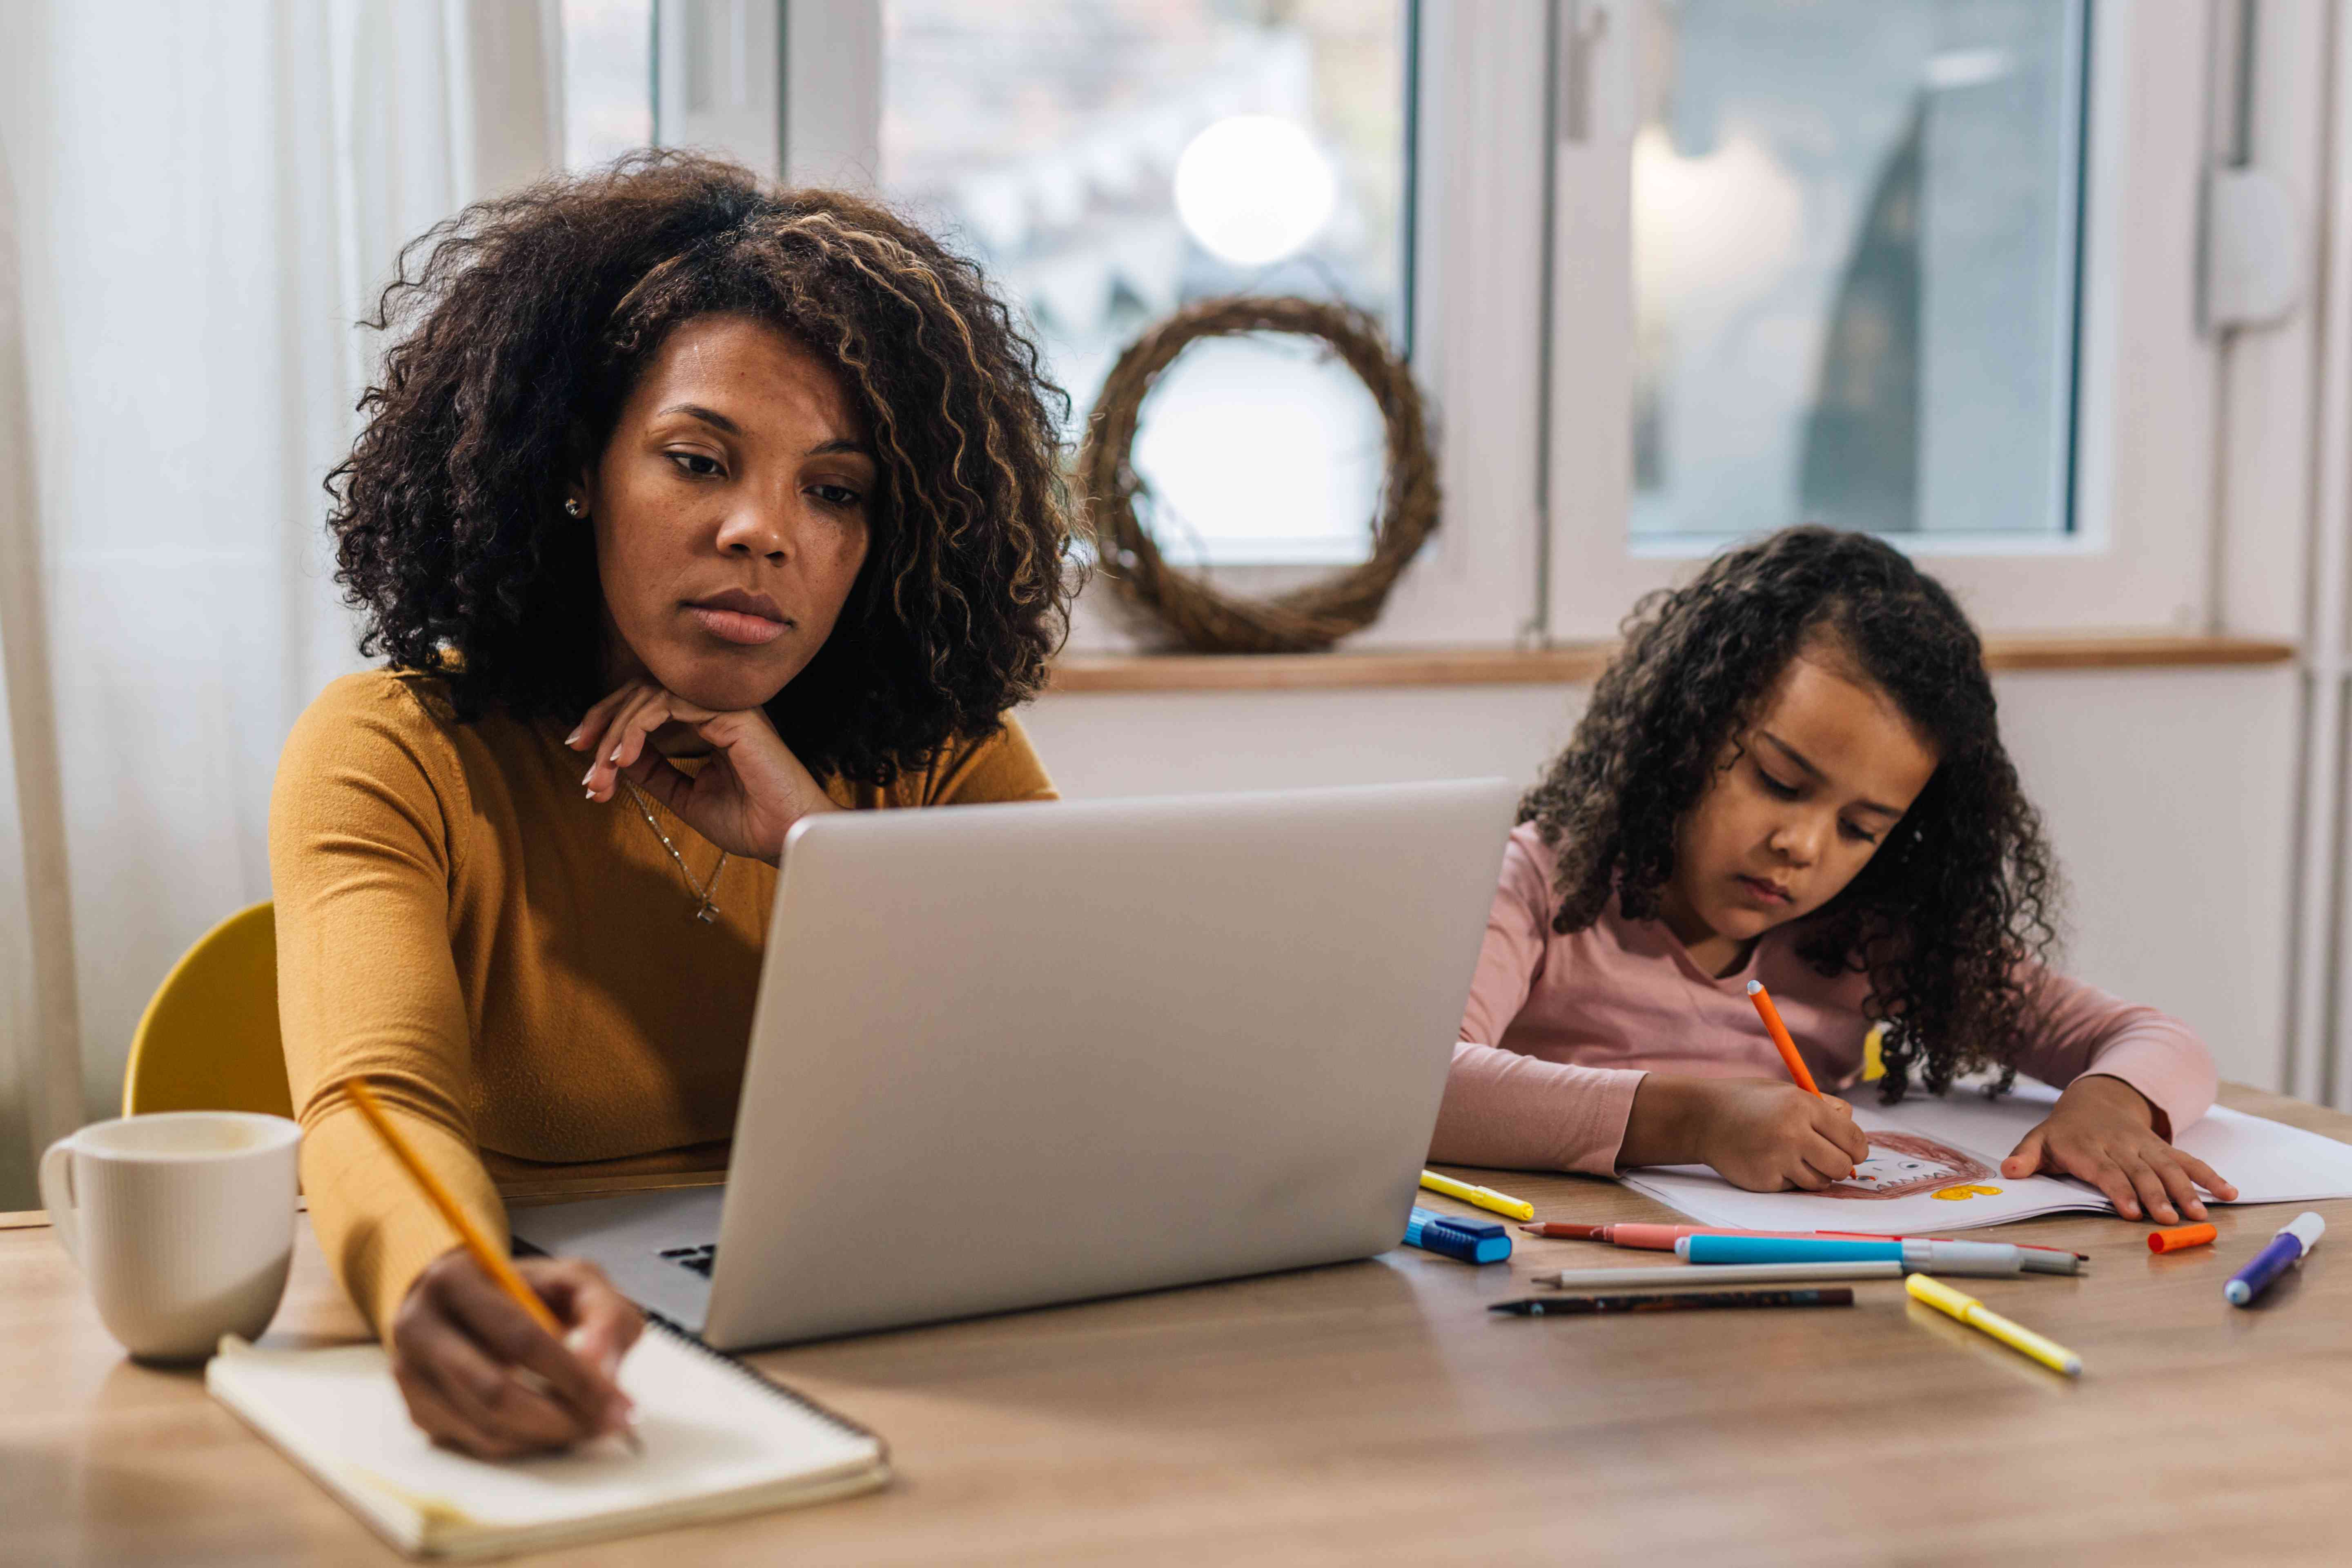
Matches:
[1435,824,2219,1174]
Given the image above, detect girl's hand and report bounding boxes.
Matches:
[569,678,837,863]
[2002,1073,2236,1223]
[390,1251,643,1458]
[1623,1074,1872,1190]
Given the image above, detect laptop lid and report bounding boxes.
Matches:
[697,778,1517,1350]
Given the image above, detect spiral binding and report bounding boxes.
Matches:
[642,1310,891,1463]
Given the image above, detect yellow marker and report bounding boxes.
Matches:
[1419,1169,1535,1222]
[1906,1272,2082,1377]
[1862,1025,1886,1082]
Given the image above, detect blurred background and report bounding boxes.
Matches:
[0,0,2345,1206]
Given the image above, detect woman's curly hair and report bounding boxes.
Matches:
[327,150,1080,785]
[1521,526,2060,1102]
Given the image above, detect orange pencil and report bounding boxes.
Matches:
[344,1077,568,1337]
[344,1077,637,1449]
[1744,980,1820,1095]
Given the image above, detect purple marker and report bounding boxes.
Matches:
[2224,1212,2325,1306]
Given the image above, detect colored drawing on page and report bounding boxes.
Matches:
[1932,1184,2003,1200]
[1821,1133,2000,1201]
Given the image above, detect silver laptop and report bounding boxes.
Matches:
[510,779,1516,1350]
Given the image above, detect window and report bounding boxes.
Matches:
[1550,0,2221,637]
[1630,0,2087,542]
[878,1,1414,568]
[561,0,655,172]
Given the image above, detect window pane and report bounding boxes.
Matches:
[561,0,654,172]
[1630,0,2085,540]
[879,0,1411,567]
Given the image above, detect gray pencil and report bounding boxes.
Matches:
[1542,1261,1905,1289]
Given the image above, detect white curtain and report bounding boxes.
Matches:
[0,0,562,1207]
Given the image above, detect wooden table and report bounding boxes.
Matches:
[6,1083,2350,1566]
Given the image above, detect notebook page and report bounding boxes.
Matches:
[1619,1081,2352,1232]
[209,1327,882,1534]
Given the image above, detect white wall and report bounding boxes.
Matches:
[1026,662,2299,1091]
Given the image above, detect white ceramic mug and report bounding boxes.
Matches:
[39,1111,301,1362]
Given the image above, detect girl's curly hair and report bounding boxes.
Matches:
[1521,526,2060,1101]
[326,151,1080,785]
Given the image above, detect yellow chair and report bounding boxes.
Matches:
[121,901,293,1119]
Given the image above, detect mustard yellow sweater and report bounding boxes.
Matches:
[270,670,1054,1334]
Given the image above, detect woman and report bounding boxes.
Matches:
[274,153,1077,1456]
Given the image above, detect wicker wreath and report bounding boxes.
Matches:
[1076,295,1440,653]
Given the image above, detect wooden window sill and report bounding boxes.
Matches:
[1046,635,2297,694]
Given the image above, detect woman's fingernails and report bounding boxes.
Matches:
[564,726,584,747]
[581,767,597,787]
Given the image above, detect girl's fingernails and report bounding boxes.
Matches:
[564,726,584,746]
[609,747,625,764]
[585,786,597,800]
[582,767,597,787]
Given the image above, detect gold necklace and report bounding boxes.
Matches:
[619,778,728,923]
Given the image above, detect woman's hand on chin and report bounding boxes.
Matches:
[569,678,836,863]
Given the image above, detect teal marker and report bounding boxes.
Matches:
[1679,1234,2025,1275]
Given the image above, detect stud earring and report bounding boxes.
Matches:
[563,498,586,519]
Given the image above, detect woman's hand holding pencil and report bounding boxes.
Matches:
[391,1251,646,1459]
[347,1077,645,1459]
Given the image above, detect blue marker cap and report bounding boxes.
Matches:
[1429,1212,1506,1241]
[1405,1206,1511,1264]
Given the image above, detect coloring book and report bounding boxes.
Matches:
[1619,1080,2352,1233]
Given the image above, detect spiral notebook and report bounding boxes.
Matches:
[206,1323,889,1559]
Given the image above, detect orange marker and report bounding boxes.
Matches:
[1744,980,1820,1095]
[2149,1222,2218,1254]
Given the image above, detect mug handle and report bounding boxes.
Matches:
[38,1138,80,1264]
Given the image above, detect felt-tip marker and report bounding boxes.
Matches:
[1519,1222,2087,1273]
[1745,980,1820,1094]
[1679,1234,2025,1276]
[1905,1273,2081,1376]
[1404,1206,1510,1264]
[2225,1212,2325,1306]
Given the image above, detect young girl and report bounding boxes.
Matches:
[1436,527,2236,1225]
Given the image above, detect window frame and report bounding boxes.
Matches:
[1541,0,2224,639]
